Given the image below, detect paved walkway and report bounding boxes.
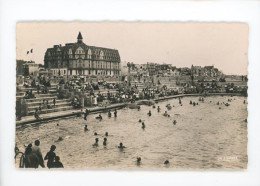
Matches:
[16,103,127,126]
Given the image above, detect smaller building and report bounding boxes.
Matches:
[16,60,40,76]
[23,61,40,76]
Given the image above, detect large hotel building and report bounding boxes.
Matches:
[44,32,121,76]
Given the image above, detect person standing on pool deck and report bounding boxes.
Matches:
[34,108,41,120]
[84,109,89,120]
[44,145,56,168]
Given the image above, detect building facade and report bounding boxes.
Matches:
[16,60,40,76]
[44,32,121,76]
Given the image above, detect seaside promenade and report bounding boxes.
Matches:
[16,92,244,126]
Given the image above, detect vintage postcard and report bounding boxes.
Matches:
[15,22,248,169]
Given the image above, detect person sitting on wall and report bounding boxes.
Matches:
[37,84,41,94]
[72,97,80,109]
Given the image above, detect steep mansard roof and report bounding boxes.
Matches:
[45,42,120,61]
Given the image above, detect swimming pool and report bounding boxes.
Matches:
[16,96,247,169]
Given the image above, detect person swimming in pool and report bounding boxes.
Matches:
[103,138,107,146]
[142,122,145,129]
[55,137,63,142]
[84,125,88,131]
[96,114,102,120]
[114,109,117,117]
[118,142,126,149]
[93,138,99,147]
[179,98,182,104]
[44,145,56,168]
[163,111,170,117]
[137,157,141,165]
[108,110,112,118]
[164,160,169,165]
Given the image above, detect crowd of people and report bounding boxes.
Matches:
[17,74,248,122]
[15,140,63,168]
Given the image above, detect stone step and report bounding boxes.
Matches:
[16,92,26,96]
[19,87,57,94]
[25,96,58,102]
[36,94,57,98]
[28,106,74,116]
[26,99,70,106]
[27,102,72,112]
[20,87,37,91]
[16,95,25,99]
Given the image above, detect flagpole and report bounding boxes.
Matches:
[33,49,34,63]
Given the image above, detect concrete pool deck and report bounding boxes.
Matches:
[16,92,244,126]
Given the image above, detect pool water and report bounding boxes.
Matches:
[16,96,248,169]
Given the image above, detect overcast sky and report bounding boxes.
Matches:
[16,22,248,75]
